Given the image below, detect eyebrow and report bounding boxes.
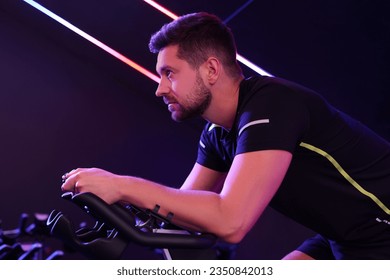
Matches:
[156,65,176,77]
[156,65,167,76]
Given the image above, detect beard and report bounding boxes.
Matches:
[171,73,211,122]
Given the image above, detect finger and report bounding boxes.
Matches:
[61,171,79,192]
[61,168,86,184]
[61,173,68,183]
[67,168,82,177]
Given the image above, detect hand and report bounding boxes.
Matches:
[61,168,122,204]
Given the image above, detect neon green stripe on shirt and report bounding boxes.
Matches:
[299,142,390,215]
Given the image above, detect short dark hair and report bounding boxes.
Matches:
[149,12,242,78]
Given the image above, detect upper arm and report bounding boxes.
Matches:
[219,149,292,241]
[181,162,227,193]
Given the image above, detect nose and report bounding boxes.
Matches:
[155,78,169,97]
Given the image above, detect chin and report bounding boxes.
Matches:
[172,113,195,123]
[171,112,184,122]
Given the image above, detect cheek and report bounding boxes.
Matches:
[170,80,187,98]
[171,73,197,100]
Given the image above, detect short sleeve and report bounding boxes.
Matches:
[236,83,309,155]
[196,123,232,172]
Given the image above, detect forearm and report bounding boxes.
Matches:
[118,176,241,241]
[61,150,291,244]
[116,175,229,236]
[61,168,236,240]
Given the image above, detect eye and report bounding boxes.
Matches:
[165,70,173,80]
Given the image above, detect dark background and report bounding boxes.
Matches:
[0,0,389,259]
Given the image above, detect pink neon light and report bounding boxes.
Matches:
[93,40,161,83]
[23,0,161,83]
[143,0,179,19]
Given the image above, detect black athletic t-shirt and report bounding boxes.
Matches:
[197,76,390,242]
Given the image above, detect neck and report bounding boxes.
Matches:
[202,76,244,130]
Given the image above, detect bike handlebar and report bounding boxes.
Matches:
[46,192,217,259]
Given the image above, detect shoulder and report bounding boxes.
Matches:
[200,122,228,142]
[241,75,320,98]
[237,76,313,122]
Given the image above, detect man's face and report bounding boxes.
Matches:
[155,45,211,122]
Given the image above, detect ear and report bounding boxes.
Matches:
[203,57,220,85]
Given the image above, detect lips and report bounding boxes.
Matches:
[168,102,179,112]
[163,97,178,112]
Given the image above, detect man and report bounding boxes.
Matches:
[61,12,390,259]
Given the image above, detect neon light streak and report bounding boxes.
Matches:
[23,0,161,83]
[143,0,178,20]
[143,0,273,77]
[236,54,273,77]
